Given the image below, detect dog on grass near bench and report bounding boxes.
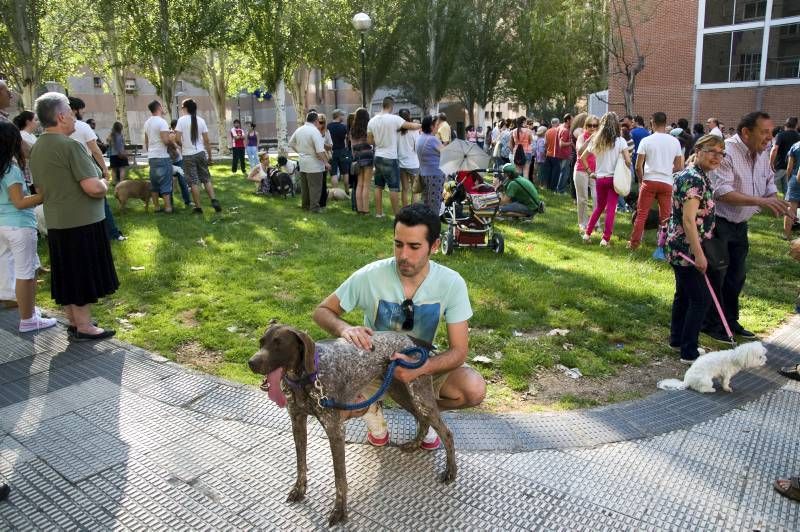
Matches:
[248,322,456,526]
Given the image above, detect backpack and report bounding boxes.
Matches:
[513,128,526,166]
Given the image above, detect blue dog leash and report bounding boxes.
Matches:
[292,346,428,411]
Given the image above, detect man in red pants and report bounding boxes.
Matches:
[628,112,684,249]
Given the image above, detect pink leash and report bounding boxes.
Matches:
[678,252,736,346]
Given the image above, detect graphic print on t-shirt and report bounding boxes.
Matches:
[375,300,441,343]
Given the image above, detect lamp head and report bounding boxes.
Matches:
[352,12,372,32]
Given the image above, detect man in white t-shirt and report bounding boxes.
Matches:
[367,96,421,217]
[143,100,175,213]
[314,203,486,449]
[289,111,329,212]
[68,97,126,241]
[628,111,684,249]
[707,117,723,138]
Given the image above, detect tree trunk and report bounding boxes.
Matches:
[624,73,635,116]
[427,1,437,115]
[289,64,310,124]
[14,0,37,109]
[275,78,288,156]
[205,50,230,155]
[110,67,129,140]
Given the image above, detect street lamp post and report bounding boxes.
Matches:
[351,12,372,110]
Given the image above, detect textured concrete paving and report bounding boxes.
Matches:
[1,309,798,530]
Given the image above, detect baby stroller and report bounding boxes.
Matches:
[440,170,505,255]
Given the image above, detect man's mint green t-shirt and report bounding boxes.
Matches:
[335,258,473,343]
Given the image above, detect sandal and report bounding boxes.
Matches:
[778,364,800,381]
[774,477,800,502]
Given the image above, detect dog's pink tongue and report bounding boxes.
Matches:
[267,368,287,408]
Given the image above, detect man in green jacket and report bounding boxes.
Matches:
[497,163,544,216]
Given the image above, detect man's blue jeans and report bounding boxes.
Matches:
[556,158,572,194]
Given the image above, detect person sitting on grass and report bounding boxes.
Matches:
[247,151,272,195]
[496,163,544,217]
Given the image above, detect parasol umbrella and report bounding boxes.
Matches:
[438,139,490,175]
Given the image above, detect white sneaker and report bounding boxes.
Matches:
[421,426,440,451]
[363,402,389,446]
[19,315,58,333]
[600,239,610,247]
[582,233,591,243]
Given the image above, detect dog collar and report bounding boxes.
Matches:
[283,347,321,390]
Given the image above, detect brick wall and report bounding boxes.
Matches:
[607,0,800,130]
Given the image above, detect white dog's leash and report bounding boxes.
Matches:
[678,252,736,346]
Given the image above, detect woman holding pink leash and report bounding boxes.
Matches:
[665,134,727,363]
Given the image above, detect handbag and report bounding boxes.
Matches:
[613,154,631,197]
[701,235,729,270]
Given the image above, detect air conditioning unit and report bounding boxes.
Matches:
[124,78,137,93]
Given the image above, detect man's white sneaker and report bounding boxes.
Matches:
[421,426,440,451]
[19,315,57,333]
[363,402,389,446]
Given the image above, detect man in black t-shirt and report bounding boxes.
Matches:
[770,116,800,195]
[327,109,351,195]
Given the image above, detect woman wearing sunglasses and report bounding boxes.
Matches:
[575,114,599,233]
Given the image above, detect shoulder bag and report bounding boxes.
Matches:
[613,152,631,197]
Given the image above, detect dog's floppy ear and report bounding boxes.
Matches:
[289,329,317,375]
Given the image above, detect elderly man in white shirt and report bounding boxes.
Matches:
[289,111,330,213]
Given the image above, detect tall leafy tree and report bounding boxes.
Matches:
[508,0,606,117]
[448,0,520,128]
[0,0,87,109]
[391,0,466,114]
[124,0,235,121]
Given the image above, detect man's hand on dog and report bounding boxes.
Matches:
[390,352,427,383]
[340,325,374,350]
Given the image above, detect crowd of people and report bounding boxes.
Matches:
[1,71,800,503]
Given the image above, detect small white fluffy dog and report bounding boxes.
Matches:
[658,342,767,393]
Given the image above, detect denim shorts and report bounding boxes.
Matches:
[787,174,800,202]
[373,156,400,191]
[148,157,173,195]
[330,148,352,177]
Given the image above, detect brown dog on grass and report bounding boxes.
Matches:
[248,323,456,526]
[114,180,151,212]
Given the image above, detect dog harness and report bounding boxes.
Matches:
[284,346,430,411]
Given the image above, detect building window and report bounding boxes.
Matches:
[93,77,102,89]
[124,78,137,93]
[699,0,800,86]
[705,0,766,28]
[175,80,185,92]
[772,0,800,19]
[701,29,764,83]
[766,23,800,79]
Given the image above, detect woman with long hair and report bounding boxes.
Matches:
[416,115,445,214]
[0,122,55,332]
[107,121,129,184]
[580,112,631,246]
[397,108,420,207]
[349,108,373,214]
[175,98,221,213]
[246,123,260,170]
[508,116,533,176]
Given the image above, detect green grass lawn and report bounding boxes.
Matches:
[36,164,798,410]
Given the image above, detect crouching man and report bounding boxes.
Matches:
[313,203,486,449]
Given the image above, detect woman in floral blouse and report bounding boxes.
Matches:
[665,134,726,363]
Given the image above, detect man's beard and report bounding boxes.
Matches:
[75,111,83,121]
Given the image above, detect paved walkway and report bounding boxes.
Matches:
[1,309,798,530]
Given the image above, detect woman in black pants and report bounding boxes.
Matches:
[664,134,726,363]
